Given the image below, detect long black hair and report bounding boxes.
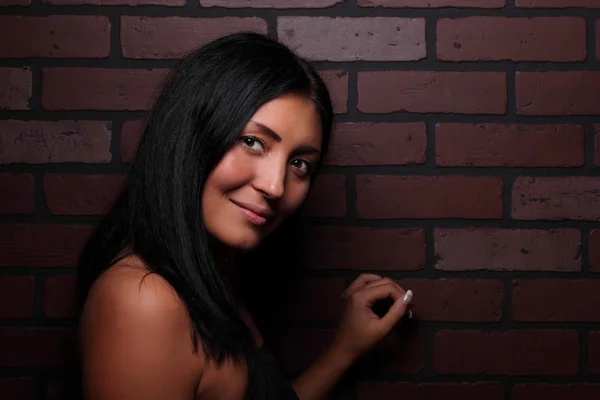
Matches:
[75,32,333,364]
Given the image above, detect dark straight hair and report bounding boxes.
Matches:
[75,32,333,364]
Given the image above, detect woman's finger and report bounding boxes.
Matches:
[379,290,413,331]
[340,273,382,298]
[353,282,405,308]
[354,278,404,297]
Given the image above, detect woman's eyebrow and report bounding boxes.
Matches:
[249,120,321,154]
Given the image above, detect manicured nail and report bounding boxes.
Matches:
[402,290,413,305]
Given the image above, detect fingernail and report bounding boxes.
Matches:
[402,290,413,305]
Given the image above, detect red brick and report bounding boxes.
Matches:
[44,0,185,4]
[44,275,76,318]
[513,280,600,322]
[278,17,425,61]
[434,330,578,375]
[201,0,343,7]
[358,71,506,114]
[42,68,167,111]
[512,177,600,221]
[0,276,34,318]
[0,16,110,58]
[0,120,112,164]
[44,174,125,215]
[120,120,144,163]
[514,384,600,399]
[360,0,505,7]
[397,279,503,322]
[1,0,31,4]
[0,327,76,368]
[356,175,503,219]
[517,0,600,7]
[517,72,600,115]
[121,17,266,59]
[591,230,600,272]
[595,125,600,166]
[357,382,504,400]
[0,174,34,214]
[434,228,581,272]
[0,67,30,110]
[438,17,585,62]
[277,278,346,324]
[590,332,600,373]
[299,174,346,218]
[0,378,36,400]
[326,123,426,166]
[292,226,425,270]
[597,21,600,61]
[0,224,92,267]
[318,70,348,114]
[355,330,425,375]
[436,123,584,167]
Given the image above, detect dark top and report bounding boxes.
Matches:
[245,345,299,400]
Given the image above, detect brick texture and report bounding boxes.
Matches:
[591,230,600,272]
[358,71,506,114]
[596,125,600,166]
[0,16,110,58]
[359,0,506,7]
[299,174,346,217]
[517,0,600,7]
[1,0,31,4]
[356,175,503,219]
[434,330,579,375]
[0,67,31,110]
[513,384,600,399]
[0,120,112,164]
[512,177,600,221]
[327,123,427,166]
[278,17,425,61]
[0,327,76,368]
[43,174,125,215]
[589,332,600,374]
[357,382,504,400]
[42,68,167,111]
[121,17,267,59]
[292,226,426,270]
[201,0,344,7]
[517,72,600,115]
[436,124,585,167]
[0,174,34,214]
[434,228,581,272]
[44,0,185,4]
[512,280,600,322]
[44,275,76,318]
[398,279,504,322]
[0,225,92,267]
[318,70,348,114]
[437,17,585,62]
[0,276,35,318]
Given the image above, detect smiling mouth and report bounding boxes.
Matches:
[230,200,271,226]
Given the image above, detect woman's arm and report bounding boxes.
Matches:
[291,275,412,400]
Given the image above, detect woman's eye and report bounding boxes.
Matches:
[240,136,264,153]
[292,159,312,176]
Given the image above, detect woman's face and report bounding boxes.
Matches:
[202,93,323,251]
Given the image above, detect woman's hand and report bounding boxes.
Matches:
[330,274,413,364]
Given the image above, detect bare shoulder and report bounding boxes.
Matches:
[79,256,204,399]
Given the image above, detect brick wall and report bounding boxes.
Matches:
[1,0,600,399]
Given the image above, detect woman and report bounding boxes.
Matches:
[76,32,413,400]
